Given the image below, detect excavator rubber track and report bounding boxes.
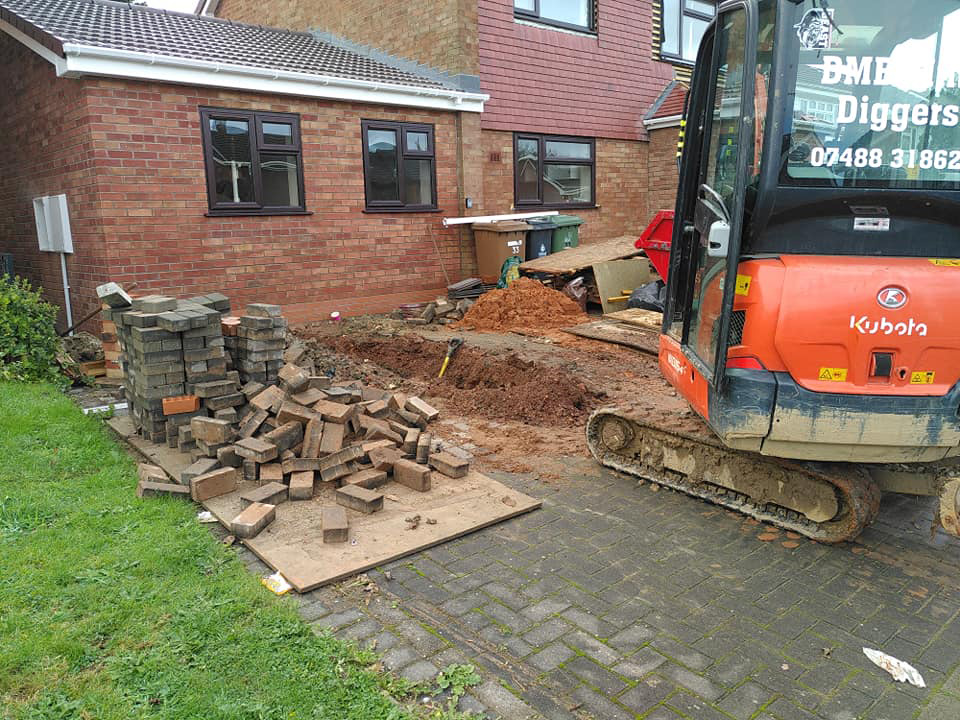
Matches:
[586,406,882,543]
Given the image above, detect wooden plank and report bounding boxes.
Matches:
[604,308,664,332]
[519,235,641,275]
[203,471,540,592]
[80,360,107,377]
[562,321,660,356]
[107,415,193,479]
[592,258,654,315]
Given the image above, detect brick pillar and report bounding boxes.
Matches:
[101,303,123,379]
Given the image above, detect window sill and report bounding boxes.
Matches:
[362,207,442,214]
[205,209,313,217]
[513,15,597,37]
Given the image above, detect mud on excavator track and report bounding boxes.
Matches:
[586,405,884,543]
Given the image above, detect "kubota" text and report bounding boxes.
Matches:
[850,316,928,336]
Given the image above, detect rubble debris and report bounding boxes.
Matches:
[190,467,238,502]
[457,276,587,331]
[136,480,190,499]
[430,452,469,479]
[240,481,288,508]
[394,296,476,327]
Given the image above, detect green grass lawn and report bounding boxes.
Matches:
[0,382,428,720]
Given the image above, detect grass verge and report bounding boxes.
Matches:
[0,382,421,719]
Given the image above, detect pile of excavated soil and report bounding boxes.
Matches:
[458,277,587,332]
[322,335,603,426]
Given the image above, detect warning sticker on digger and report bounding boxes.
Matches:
[819,367,848,382]
[929,259,960,267]
[735,275,752,296]
[910,371,936,385]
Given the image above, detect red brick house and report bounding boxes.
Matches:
[204,0,712,243]
[0,0,708,330]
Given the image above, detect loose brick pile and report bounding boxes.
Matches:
[135,358,470,543]
[222,303,286,385]
[393,297,474,326]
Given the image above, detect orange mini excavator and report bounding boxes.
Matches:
[587,0,960,541]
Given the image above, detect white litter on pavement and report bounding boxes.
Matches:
[196,511,217,523]
[863,648,926,687]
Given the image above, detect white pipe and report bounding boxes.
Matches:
[442,211,559,227]
[59,252,74,336]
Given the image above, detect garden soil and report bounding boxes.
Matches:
[457,277,587,332]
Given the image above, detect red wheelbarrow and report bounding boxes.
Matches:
[636,210,673,281]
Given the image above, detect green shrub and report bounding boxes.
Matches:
[0,275,66,386]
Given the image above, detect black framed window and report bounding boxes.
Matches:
[361,120,437,212]
[514,133,595,209]
[661,0,715,63]
[199,108,305,215]
[514,0,595,33]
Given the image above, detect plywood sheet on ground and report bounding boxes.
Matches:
[108,415,193,481]
[519,236,641,274]
[592,258,654,314]
[563,321,659,356]
[604,308,664,332]
[203,472,540,592]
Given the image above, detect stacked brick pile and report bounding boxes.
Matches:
[96,284,290,446]
[142,365,470,542]
[222,303,286,385]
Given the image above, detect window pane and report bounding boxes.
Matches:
[539,0,589,27]
[260,154,300,207]
[686,0,714,16]
[262,121,293,145]
[543,164,592,204]
[662,0,680,55]
[515,0,535,12]
[682,16,709,60]
[516,138,540,201]
[367,129,399,202]
[209,118,255,204]
[403,158,433,206]
[545,140,592,160]
[406,131,429,152]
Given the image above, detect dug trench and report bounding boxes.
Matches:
[294,330,609,476]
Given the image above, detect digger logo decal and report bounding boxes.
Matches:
[850,315,928,337]
[877,287,908,309]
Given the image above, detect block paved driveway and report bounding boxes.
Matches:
[238,456,960,719]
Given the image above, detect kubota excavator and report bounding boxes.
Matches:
[587,0,960,542]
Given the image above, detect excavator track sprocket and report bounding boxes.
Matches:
[586,407,882,543]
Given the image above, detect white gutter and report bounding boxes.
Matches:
[443,211,559,227]
[644,114,683,130]
[60,44,488,112]
[0,19,67,73]
[0,31,487,112]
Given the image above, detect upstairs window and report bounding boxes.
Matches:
[661,0,715,63]
[361,121,437,212]
[514,133,595,209]
[514,0,595,33]
[200,108,305,215]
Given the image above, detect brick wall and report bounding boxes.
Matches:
[480,129,650,244]
[0,35,107,332]
[215,0,477,78]
[478,0,675,141]
[0,33,474,329]
[647,126,681,215]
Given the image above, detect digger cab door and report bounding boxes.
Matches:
[664,1,758,389]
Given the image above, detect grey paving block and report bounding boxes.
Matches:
[617,675,673,715]
[473,679,540,719]
[718,681,776,719]
[528,642,576,673]
[658,662,723,702]
[381,645,418,671]
[612,646,667,680]
[400,660,439,684]
[563,655,628,696]
[563,630,620,666]
[523,618,571,648]
[570,684,633,720]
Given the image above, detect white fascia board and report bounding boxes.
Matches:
[55,43,488,113]
[644,114,683,130]
[0,19,67,73]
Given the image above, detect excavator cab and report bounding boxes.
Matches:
[589,0,960,541]
[662,0,960,461]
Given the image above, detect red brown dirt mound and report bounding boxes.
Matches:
[323,335,603,426]
[459,277,587,332]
